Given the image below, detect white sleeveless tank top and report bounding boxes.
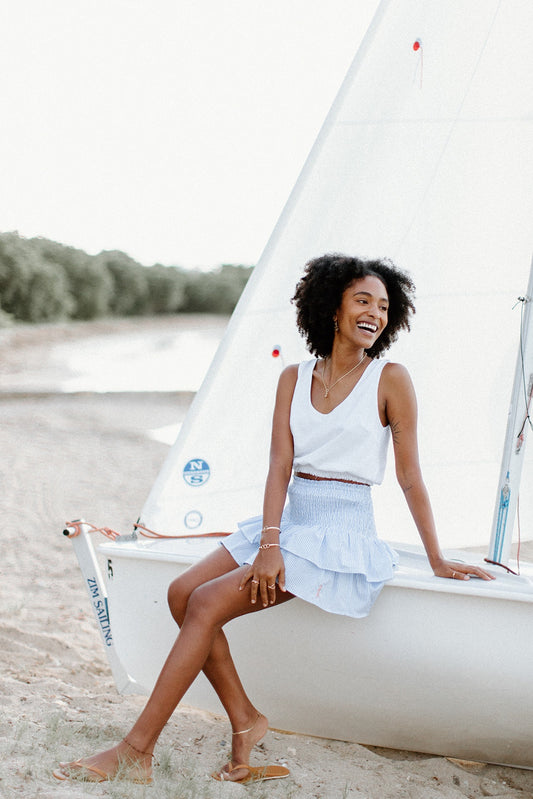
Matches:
[290,358,391,485]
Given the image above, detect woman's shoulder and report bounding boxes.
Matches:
[381,360,410,378]
[277,359,316,394]
[281,359,315,379]
[282,362,300,377]
[380,361,415,397]
[277,363,300,391]
[273,364,302,409]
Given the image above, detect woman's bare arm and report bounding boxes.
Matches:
[239,364,298,604]
[380,363,494,581]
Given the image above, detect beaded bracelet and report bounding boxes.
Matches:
[259,542,280,550]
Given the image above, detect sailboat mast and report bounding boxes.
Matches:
[488,257,533,567]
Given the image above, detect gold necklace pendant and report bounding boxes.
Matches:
[320,353,366,398]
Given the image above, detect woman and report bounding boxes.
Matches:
[54,254,494,786]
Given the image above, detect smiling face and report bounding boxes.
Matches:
[334,275,389,350]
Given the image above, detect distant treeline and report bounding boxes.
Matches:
[0,232,253,325]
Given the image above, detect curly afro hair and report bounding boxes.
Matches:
[291,253,416,358]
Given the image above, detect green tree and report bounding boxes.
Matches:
[183,264,252,313]
[95,250,149,316]
[0,233,34,318]
[0,232,74,321]
[34,238,113,319]
[25,258,74,321]
[0,232,253,322]
[145,264,187,314]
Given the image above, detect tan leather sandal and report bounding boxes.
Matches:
[212,762,290,784]
[53,757,153,784]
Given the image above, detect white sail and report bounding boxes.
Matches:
[140,0,533,550]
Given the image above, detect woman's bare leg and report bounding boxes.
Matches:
[167,545,291,775]
[127,548,292,759]
[168,546,267,732]
[56,545,293,781]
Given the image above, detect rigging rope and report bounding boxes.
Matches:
[64,519,231,540]
[132,522,231,539]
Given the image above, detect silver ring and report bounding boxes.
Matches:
[452,571,457,579]
[251,579,259,584]
[267,584,276,589]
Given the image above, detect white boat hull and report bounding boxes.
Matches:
[95,536,533,769]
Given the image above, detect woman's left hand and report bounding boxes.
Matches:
[432,559,495,581]
[239,548,286,607]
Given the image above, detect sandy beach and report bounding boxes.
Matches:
[1,317,533,799]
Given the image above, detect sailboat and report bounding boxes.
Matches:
[66,0,533,768]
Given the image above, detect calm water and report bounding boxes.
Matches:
[53,324,225,394]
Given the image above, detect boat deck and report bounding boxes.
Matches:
[98,535,533,603]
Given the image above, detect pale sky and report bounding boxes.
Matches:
[1,0,379,269]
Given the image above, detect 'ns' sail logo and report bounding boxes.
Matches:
[183,459,211,486]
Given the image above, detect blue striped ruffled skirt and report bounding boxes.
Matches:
[222,475,397,618]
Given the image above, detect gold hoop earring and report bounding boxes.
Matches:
[333,318,339,333]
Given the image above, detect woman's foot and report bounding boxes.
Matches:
[53,739,154,784]
[214,712,269,782]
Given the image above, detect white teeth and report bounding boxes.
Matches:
[358,322,377,333]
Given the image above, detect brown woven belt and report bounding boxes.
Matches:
[295,471,369,487]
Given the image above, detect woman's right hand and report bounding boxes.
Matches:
[239,549,286,607]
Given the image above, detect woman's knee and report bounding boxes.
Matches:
[167,575,192,623]
[183,582,226,630]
